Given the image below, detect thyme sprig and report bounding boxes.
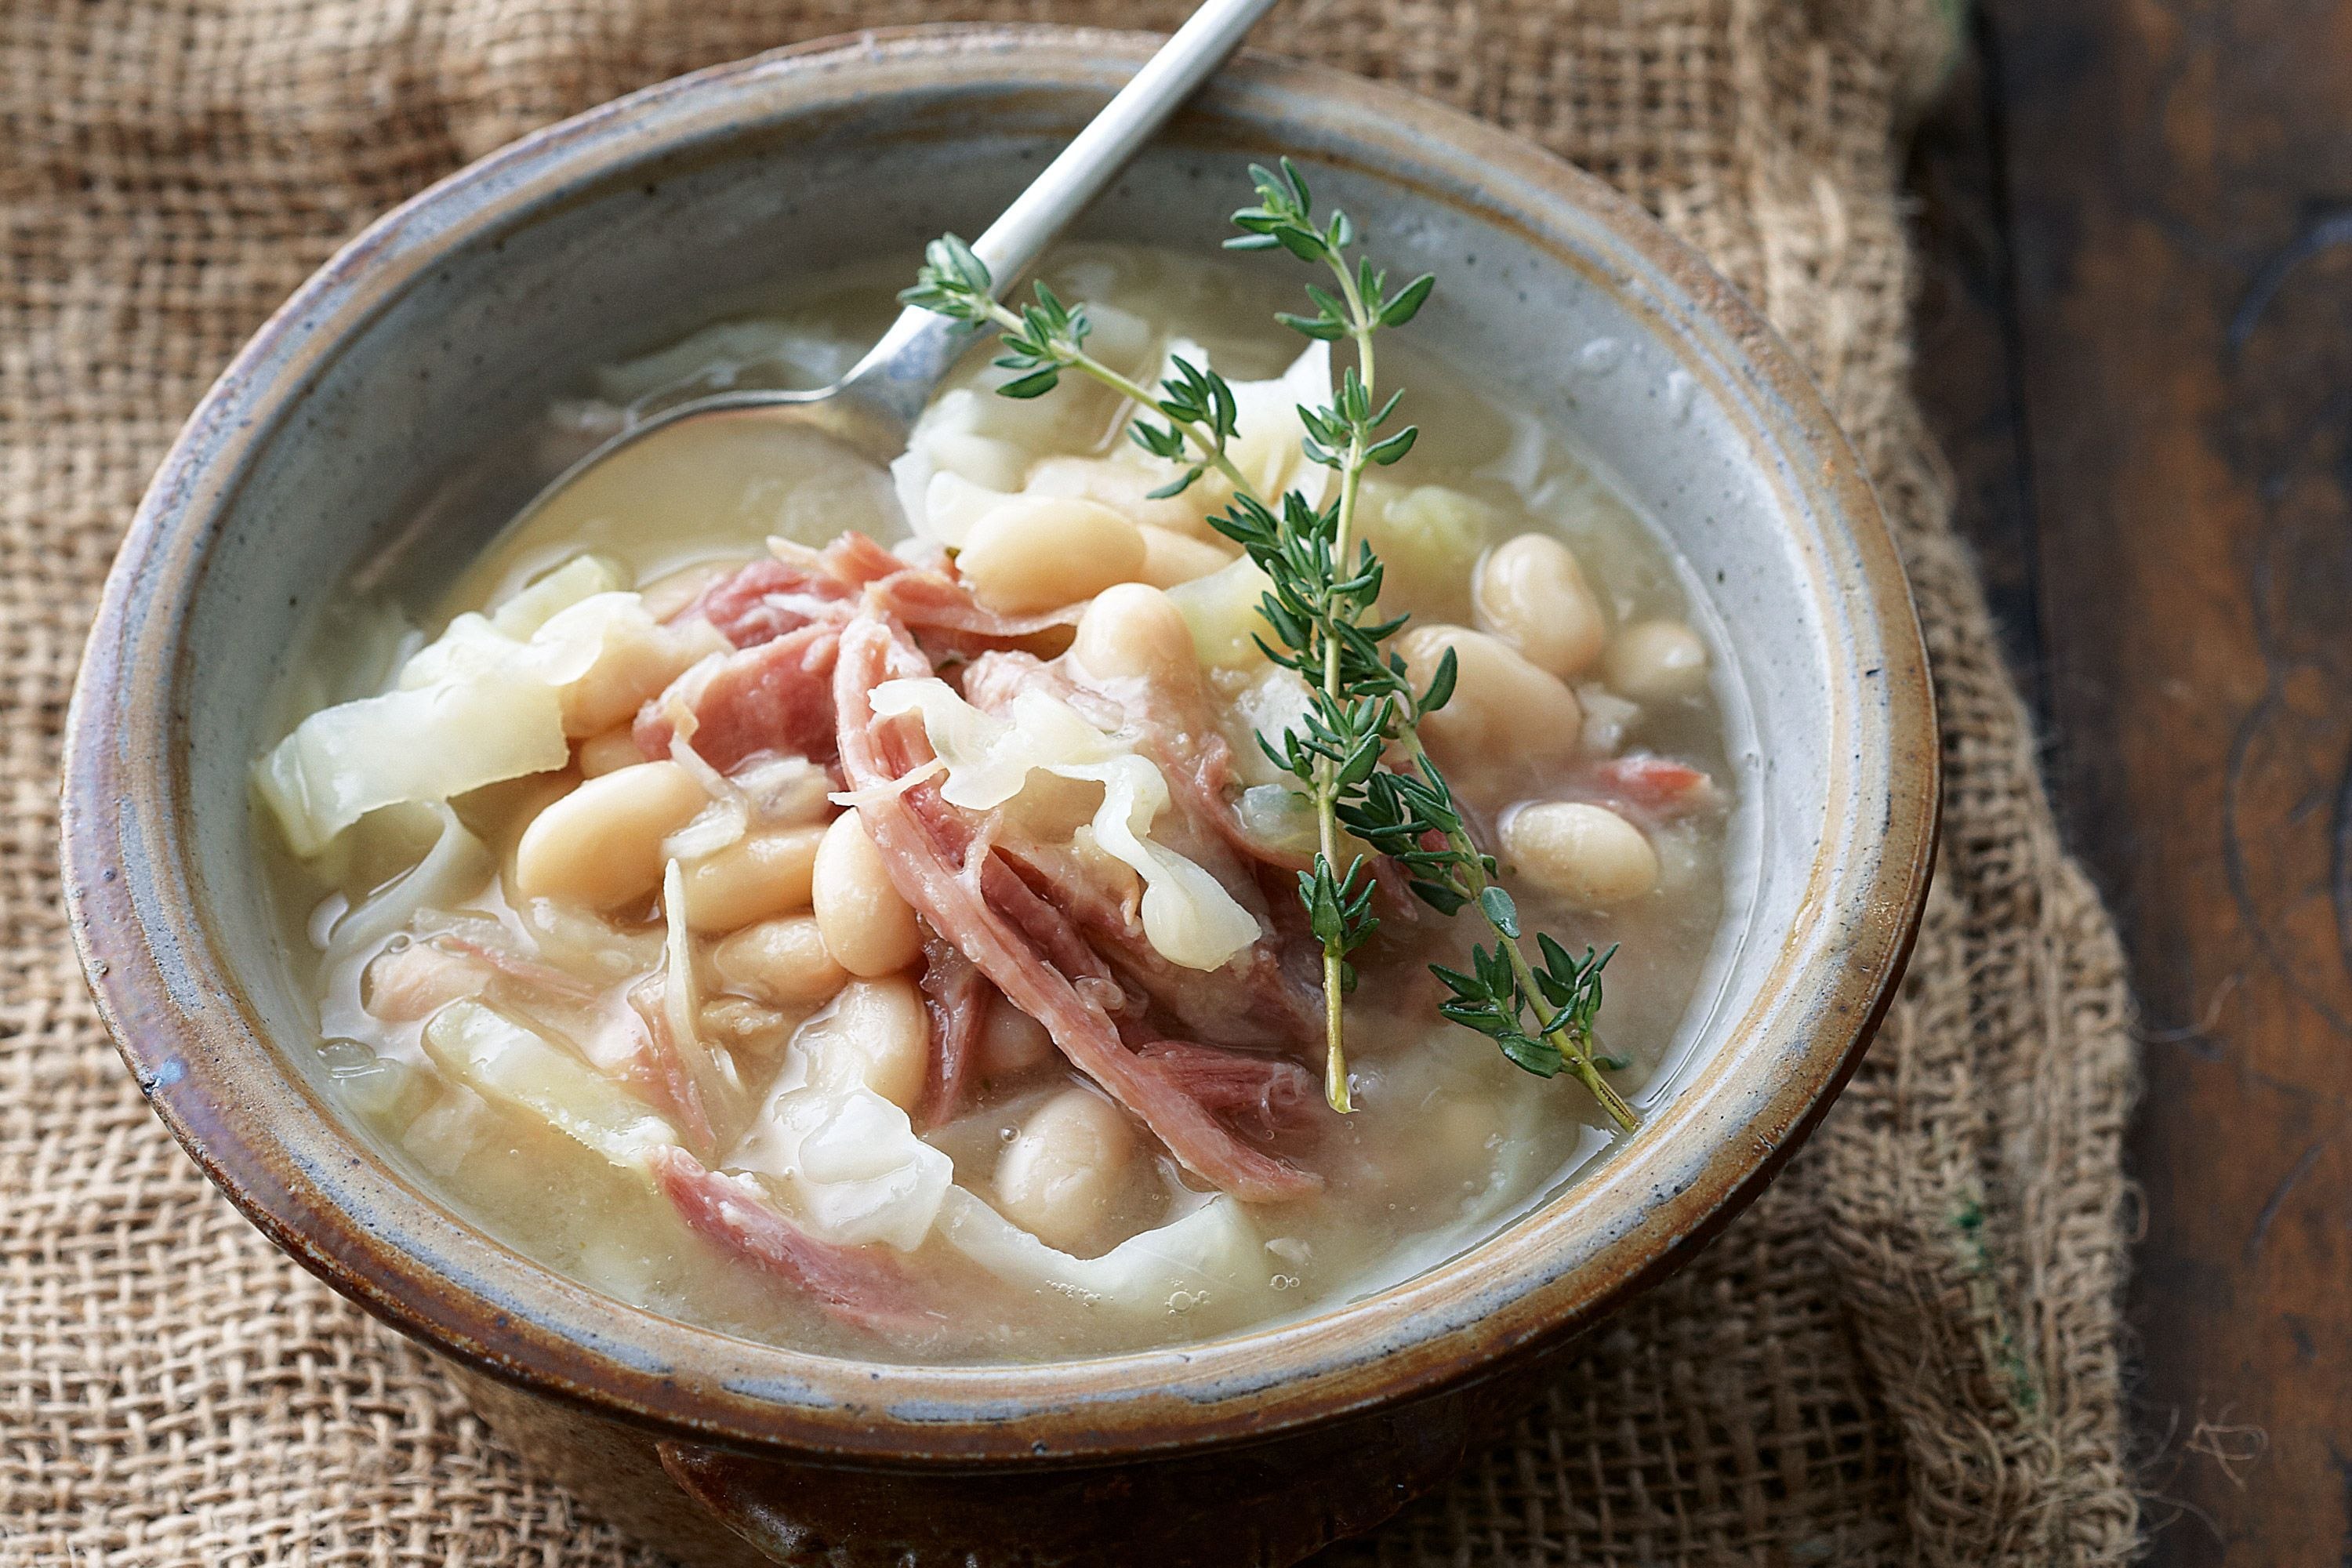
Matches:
[902,235,1254,503]
[1214,159,1428,1112]
[899,161,1637,1131]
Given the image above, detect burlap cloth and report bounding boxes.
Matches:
[0,1,2142,1562]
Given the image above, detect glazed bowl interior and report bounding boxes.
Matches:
[70,28,1933,1462]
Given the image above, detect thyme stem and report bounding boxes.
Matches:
[1305,267,1378,1112]
[964,294,1265,506]
[1392,731,1637,1131]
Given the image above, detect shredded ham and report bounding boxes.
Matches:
[683,556,858,648]
[426,933,602,1005]
[916,936,987,1126]
[641,541,1079,771]
[634,537,1329,1200]
[649,1145,953,1338]
[623,979,720,1161]
[633,622,840,770]
[1131,1040,1318,1141]
[958,650,1323,1049]
[1584,754,1717,819]
[835,608,1322,1203]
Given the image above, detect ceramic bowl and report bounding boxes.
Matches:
[60,26,1937,1567]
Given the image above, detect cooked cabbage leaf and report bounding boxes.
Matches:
[867,676,1262,971]
[726,1044,952,1253]
[935,1185,1264,1315]
[422,1000,677,1167]
[258,562,653,857]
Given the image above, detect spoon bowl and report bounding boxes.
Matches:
[507,0,1278,544]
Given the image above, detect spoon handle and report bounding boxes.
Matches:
[968,0,1280,279]
[840,0,1281,427]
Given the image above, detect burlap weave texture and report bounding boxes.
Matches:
[0,2,2140,1563]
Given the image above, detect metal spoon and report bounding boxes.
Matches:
[510,0,1279,543]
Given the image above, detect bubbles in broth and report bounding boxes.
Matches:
[254,244,1736,1363]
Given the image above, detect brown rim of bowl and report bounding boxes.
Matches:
[60,24,1938,1466]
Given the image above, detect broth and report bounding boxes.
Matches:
[256,244,1736,1363]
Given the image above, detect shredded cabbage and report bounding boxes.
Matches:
[888,388,1034,548]
[889,337,1334,545]
[1167,554,1281,672]
[723,1027,1265,1308]
[259,562,659,857]
[257,677,567,858]
[488,555,623,637]
[1163,337,1333,510]
[1225,667,1316,789]
[422,1001,676,1167]
[726,1044,952,1252]
[935,1186,1264,1314]
[319,804,491,972]
[868,677,1261,971]
[660,859,746,1137]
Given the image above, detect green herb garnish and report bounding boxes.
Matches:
[902,159,1635,1131]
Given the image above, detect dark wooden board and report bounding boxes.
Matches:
[1909,2,2352,1562]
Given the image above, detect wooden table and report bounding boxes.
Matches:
[1908,2,2352,1560]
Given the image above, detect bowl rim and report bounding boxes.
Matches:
[60,23,1939,1465]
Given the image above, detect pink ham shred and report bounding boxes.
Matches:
[650,1146,953,1339]
[915,935,986,1127]
[424,932,602,1005]
[633,532,1330,1201]
[623,979,720,1162]
[833,608,1322,1203]
[957,650,1323,1049]
[1583,753,1717,819]
[1131,1040,1318,1141]
[639,538,1078,770]
[682,556,857,648]
[633,622,840,770]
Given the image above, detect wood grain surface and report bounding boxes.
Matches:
[1911,2,2352,1561]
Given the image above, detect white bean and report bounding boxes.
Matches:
[711,915,848,1006]
[993,1087,1135,1253]
[975,992,1056,1079]
[956,495,1146,613]
[683,825,825,934]
[1472,533,1606,677]
[1603,619,1711,700]
[561,615,728,737]
[512,760,706,909]
[575,728,642,779]
[1024,455,1213,535]
[794,975,930,1111]
[1134,524,1236,588]
[1396,624,1583,771]
[1501,801,1659,907]
[1069,582,1200,686]
[811,808,924,978]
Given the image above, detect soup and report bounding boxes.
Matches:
[254,241,1736,1363]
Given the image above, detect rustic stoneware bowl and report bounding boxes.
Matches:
[61,25,1937,1568]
